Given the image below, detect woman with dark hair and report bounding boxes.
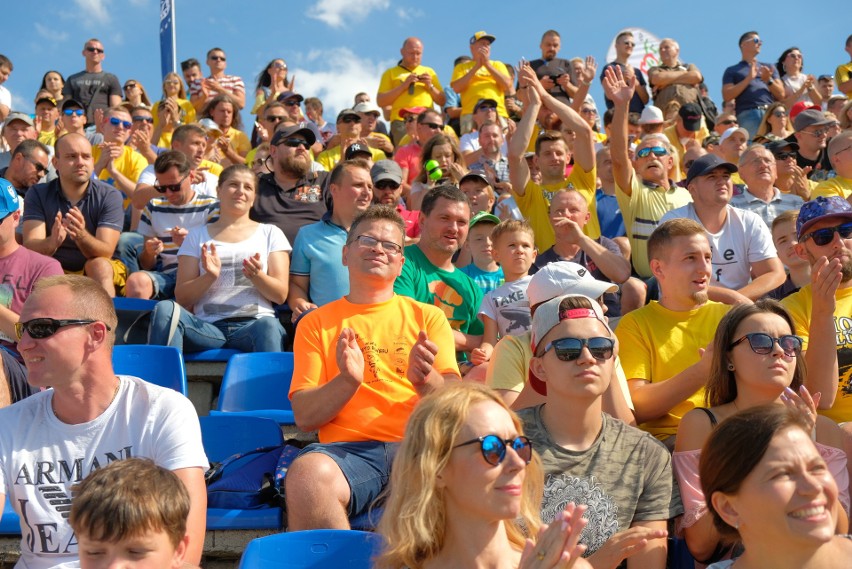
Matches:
[251,58,294,115]
[39,70,64,103]
[409,133,466,210]
[376,382,591,569]
[701,405,852,569]
[674,299,849,564]
[201,94,250,166]
[776,47,821,107]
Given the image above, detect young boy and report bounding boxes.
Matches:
[766,209,811,300]
[459,211,504,295]
[471,219,537,365]
[459,171,496,214]
[69,458,193,569]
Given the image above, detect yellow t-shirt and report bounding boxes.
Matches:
[91,144,147,205]
[615,174,692,278]
[451,60,510,117]
[615,301,731,440]
[782,284,852,423]
[151,98,196,130]
[199,159,223,177]
[37,130,57,147]
[378,64,443,122]
[316,145,387,172]
[836,62,852,96]
[512,164,599,252]
[812,176,852,200]
[663,123,709,168]
[225,127,251,156]
[398,125,457,147]
[290,295,459,443]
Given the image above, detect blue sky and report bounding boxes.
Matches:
[3,0,850,126]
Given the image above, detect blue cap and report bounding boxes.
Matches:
[684,154,738,187]
[797,196,852,239]
[0,179,20,218]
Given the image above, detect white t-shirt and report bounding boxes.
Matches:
[137,164,219,197]
[0,376,208,569]
[459,131,509,156]
[0,85,10,111]
[178,222,291,323]
[479,276,532,337]
[660,203,776,290]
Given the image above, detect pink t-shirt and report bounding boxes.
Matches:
[394,143,422,184]
[0,246,64,348]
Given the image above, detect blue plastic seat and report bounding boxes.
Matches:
[0,497,20,535]
[210,352,295,425]
[112,345,188,396]
[184,348,242,362]
[239,529,383,568]
[200,415,285,530]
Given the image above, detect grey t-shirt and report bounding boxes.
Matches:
[519,407,683,556]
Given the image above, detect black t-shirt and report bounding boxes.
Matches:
[530,57,573,104]
[250,171,330,246]
[63,71,122,125]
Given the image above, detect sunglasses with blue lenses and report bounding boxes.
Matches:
[63,109,85,117]
[801,222,852,247]
[109,117,132,129]
[454,435,532,466]
[543,337,615,361]
[636,146,669,158]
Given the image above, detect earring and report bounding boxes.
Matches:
[727,363,735,371]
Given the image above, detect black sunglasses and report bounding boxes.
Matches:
[375,181,401,190]
[85,46,104,54]
[153,173,190,193]
[774,151,797,161]
[542,337,615,361]
[265,115,287,123]
[276,138,309,149]
[454,435,532,466]
[801,222,852,247]
[132,116,154,124]
[423,122,443,130]
[25,156,48,176]
[729,333,803,357]
[16,318,110,341]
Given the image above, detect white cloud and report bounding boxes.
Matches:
[74,0,110,24]
[395,7,424,21]
[307,0,389,28]
[34,23,68,42]
[290,48,394,119]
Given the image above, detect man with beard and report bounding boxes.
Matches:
[783,196,852,424]
[615,219,730,447]
[250,123,329,246]
[529,30,575,105]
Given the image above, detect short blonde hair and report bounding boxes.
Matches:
[31,275,118,346]
[491,219,535,247]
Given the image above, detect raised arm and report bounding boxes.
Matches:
[507,62,540,196]
[602,66,635,194]
[802,256,843,409]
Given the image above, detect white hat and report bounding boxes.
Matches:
[638,105,664,125]
[527,262,618,308]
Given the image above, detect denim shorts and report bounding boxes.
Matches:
[140,266,178,299]
[295,441,399,517]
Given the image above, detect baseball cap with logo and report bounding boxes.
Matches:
[526,262,618,308]
[270,122,317,147]
[0,178,21,219]
[678,103,703,132]
[470,31,496,44]
[344,143,372,160]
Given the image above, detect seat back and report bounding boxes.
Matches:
[239,529,383,568]
[217,353,294,413]
[199,415,284,463]
[112,345,188,395]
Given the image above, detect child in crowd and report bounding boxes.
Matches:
[766,209,811,300]
[459,171,496,214]
[459,211,504,295]
[472,219,537,365]
[69,458,195,569]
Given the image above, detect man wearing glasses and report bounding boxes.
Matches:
[91,107,147,203]
[722,31,784,140]
[189,47,245,112]
[286,205,458,530]
[317,109,386,172]
[62,39,122,127]
[792,108,836,181]
[600,30,649,115]
[783,196,852,424]
[0,140,50,197]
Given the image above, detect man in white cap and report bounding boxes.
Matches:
[353,101,394,156]
[638,106,665,137]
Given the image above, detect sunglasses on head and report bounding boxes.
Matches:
[15,318,110,341]
[63,109,84,117]
[277,138,309,149]
[729,332,803,357]
[454,435,532,466]
[542,336,615,361]
[109,117,132,129]
[153,173,190,193]
[800,222,852,246]
[636,146,668,158]
[132,116,154,124]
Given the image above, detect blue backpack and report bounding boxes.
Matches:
[205,442,304,509]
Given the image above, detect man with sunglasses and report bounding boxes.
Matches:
[0,140,50,198]
[520,294,678,568]
[722,31,784,140]
[813,132,852,201]
[189,47,245,112]
[783,196,852,423]
[371,159,419,242]
[56,99,101,146]
[600,30,649,115]
[316,109,386,172]
[62,38,122,128]
[0,179,62,406]
[792,109,836,182]
[286,206,458,530]
[767,139,814,199]
[125,106,159,165]
[91,107,147,204]
[0,274,208,567]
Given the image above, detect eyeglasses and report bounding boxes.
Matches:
[580,108,598,115]
[340,116,360,123]
[276,138,309,149]
[453,435,533,466]
[25,156,48,176]
[108,117,132,129]
[636,146,669,158]
[719,119,738,126]
[477,105,497,112]
[63,109,85,117]
[153,173,190,193]
[132,116,154,124]
[15,318,110,341]
[164,79,181,85]
[351,234,403,255]
[210,55,226,62]
[542,336,615,362]
[802,128,829,137]
[282,100,300,107]
[85,46,104,54]
[375,181,401,190]
[265,115,287,123]
[423,122,443,130]
[800,222,852,246]
[772,110,787,118]
[123,83,137,90]
[774,151,797,160]
[729,333,803,357]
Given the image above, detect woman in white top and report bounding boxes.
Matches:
[776,47,822,108]
[148,164,290,352]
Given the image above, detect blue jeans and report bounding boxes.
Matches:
[147,300,285,353]
[116,232,144,275]
[736,107,765,141]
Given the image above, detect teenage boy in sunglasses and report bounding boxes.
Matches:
[0,274,208,567]
[813,131,852,201]
[783,196,852,423]
[91,107,147,204]
[603,66,691,279]
[57,99,102,146]
[62,38,122,127]
[521,294,677,568]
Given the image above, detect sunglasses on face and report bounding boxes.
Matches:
[351,234,403,255]
[123,83,137,90]
[164,79,181,85]
[803,128,828,137]
[340,116,360,123]
[153,173,190,193]
[543,336,615,361]
[375,181,401,190]
[772,110,787,118]
[748,37,762,45]
[132,116,154,124]
[15,318,110,341]
[265,115,287,123]
[405,116,417,123]
[276,138,309,149]
[800,222,852,246]
[63,109,84,117]
[729,332,803,357]
[109,117,132,129]
[282,100,300,107]
[477,105,497,112]
[25,156,48,176]
[636,146,669,158]
[423,122,443,130]
[272,63,287,70]
[210,55,226,62]
[85,46,104,54]
[774,151,797,160]
[454,435,533,466]
[580,108,598,115]
[719,119,738,126]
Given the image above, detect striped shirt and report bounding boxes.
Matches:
[139,194,220,268]
[189,74,245,97]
